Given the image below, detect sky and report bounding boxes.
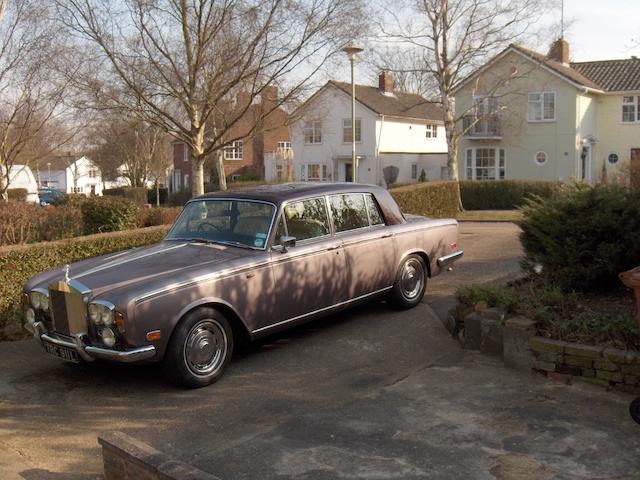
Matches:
[555,0,640,61]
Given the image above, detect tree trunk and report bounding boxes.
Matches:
[155,180,160,207]
[191,156,205,197]
[215,149,227,191]
[442,93,463,212]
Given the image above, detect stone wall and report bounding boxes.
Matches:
[530,337,640,394]
[457,306,640,394]
[99,431,219,480]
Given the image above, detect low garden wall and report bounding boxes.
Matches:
[99,431,219,480]
[455,305,640,395]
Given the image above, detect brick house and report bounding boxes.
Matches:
[170,86,289,192]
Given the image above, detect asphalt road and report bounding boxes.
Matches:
[1,222,639,480]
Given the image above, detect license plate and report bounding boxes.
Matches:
[43,342,79,363]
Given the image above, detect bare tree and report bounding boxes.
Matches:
[0,1,74,201]
[58,0,365,196]
[89,116,173,189]
[379,0,553,199]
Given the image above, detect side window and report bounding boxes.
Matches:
[284,198,330,241]
[329,193,369,233]
[272,215,286,246]
[365,194,384,226]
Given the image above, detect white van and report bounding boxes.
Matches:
[1,164,39,203]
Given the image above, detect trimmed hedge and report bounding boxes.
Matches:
[81,196,138,235]
[460,180,562,210]
[519,183,640,291]
[389,181,460,218]
[103,187,149,205]
[0,225,170,336]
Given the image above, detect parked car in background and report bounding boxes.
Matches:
[1,165,39,203]
[38,188,65,206]
[23,183,463,388]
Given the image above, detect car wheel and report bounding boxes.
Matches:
[390,254,427,309]
[163,307,234,388]
[630,397,640,425]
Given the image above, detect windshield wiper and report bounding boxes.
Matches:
[188,237,215,244]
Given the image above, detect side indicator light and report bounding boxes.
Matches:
[22,293,30,306]
[146,330,162,341]
[115,312,126,333]
[450,242,458,250]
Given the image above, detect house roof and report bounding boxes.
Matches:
[570,58,640,92]
[328,81,443,121]
[508,44,602,90]
[43,155,88,171]
[455,43,640,94]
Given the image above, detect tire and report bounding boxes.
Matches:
[630,397,640,425]
[163,307,234,388]
[390,254,427,309]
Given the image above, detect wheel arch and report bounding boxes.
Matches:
[398,249,432,278]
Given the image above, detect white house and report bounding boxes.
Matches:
[454,39,640,185]
[1,164,39,202]
[39,155,103,195]
[103,163,158,189]
[289,72,448,186]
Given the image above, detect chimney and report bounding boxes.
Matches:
[261,85,278,112]
[547,37,570,65]
[379,70,394,94]
[235,90,251,109]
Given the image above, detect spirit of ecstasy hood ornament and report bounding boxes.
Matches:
[64,264,70,283]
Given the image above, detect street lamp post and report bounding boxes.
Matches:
[342,43,363,183]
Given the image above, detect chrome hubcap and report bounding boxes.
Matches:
[184,319,227,376]
[400,258,424,300]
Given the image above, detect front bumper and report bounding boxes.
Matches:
[437,249,464,268]
[27,321,156,363]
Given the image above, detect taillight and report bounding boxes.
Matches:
[450,242,458,251]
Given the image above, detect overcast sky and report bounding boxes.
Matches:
[544,0,639,61]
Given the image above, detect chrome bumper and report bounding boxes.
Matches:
[437,249,464,268]
[28,321,156,363]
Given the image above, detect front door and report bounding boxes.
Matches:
[580,145,591,182]
[263,196,347,331]
[345,163,353,182]
[631,148,640,190]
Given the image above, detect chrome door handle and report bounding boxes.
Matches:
[327,244,341,251]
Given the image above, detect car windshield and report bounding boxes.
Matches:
[165,199,275,249]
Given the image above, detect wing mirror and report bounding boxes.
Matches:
[280,235,296,253]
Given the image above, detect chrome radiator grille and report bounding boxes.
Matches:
[48,284,87,335]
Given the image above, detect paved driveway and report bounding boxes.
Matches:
[1,222,639,480]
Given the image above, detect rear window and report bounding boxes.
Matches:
[328,193,369,233]
[283,197,330,241]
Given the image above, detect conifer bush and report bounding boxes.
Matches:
[518,183,640,291]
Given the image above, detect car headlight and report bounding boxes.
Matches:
[88,302,114,326]
[30,291,49,311]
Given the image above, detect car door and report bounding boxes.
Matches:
[261,196,348,330]
[327,192,396,299]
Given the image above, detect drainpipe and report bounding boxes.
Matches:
[377,115,385,186]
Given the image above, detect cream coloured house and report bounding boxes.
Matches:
[290,72,448,186]
[454,39,640,184]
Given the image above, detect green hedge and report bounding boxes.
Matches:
[0,225,170,335]
[81,196,138,235]
[460,180,563,210]
[389,181,460,218]
[103,187,149,205]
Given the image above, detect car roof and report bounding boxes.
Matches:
[194,182,387,204]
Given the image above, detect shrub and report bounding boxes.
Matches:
[0,201,42,245]
[389,181,460,218]
[103,187,149,205]
[136,207,182,228]
[168,190,192,207]
[418,169,427,182]
[460,180,562,210]
[38,205,84,241]
[81,196,138,235]
[519,183,640,291]
[0,225,170,337]
[7,188,27,201]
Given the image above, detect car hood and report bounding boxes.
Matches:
[26,241,247,299]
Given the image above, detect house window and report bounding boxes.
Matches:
[71,186,84,193]
[622,96,639,122]
[534,151,547,166]
[89,169,97,178]
[277,141,292,150]
[223,141,243,160]
[528,91,556,122]
[465,147,506,180]
[411,164,418,180]
[425,124,437,138]
[183,144,189,162]
[300,163,330,181]
[342,118,361,143]
[608,153,619,164]
[304,121,322,144]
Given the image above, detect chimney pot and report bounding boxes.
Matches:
[379,70,394,94]
[547,38,570,65]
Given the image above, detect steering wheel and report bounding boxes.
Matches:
[197,221,222,232]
